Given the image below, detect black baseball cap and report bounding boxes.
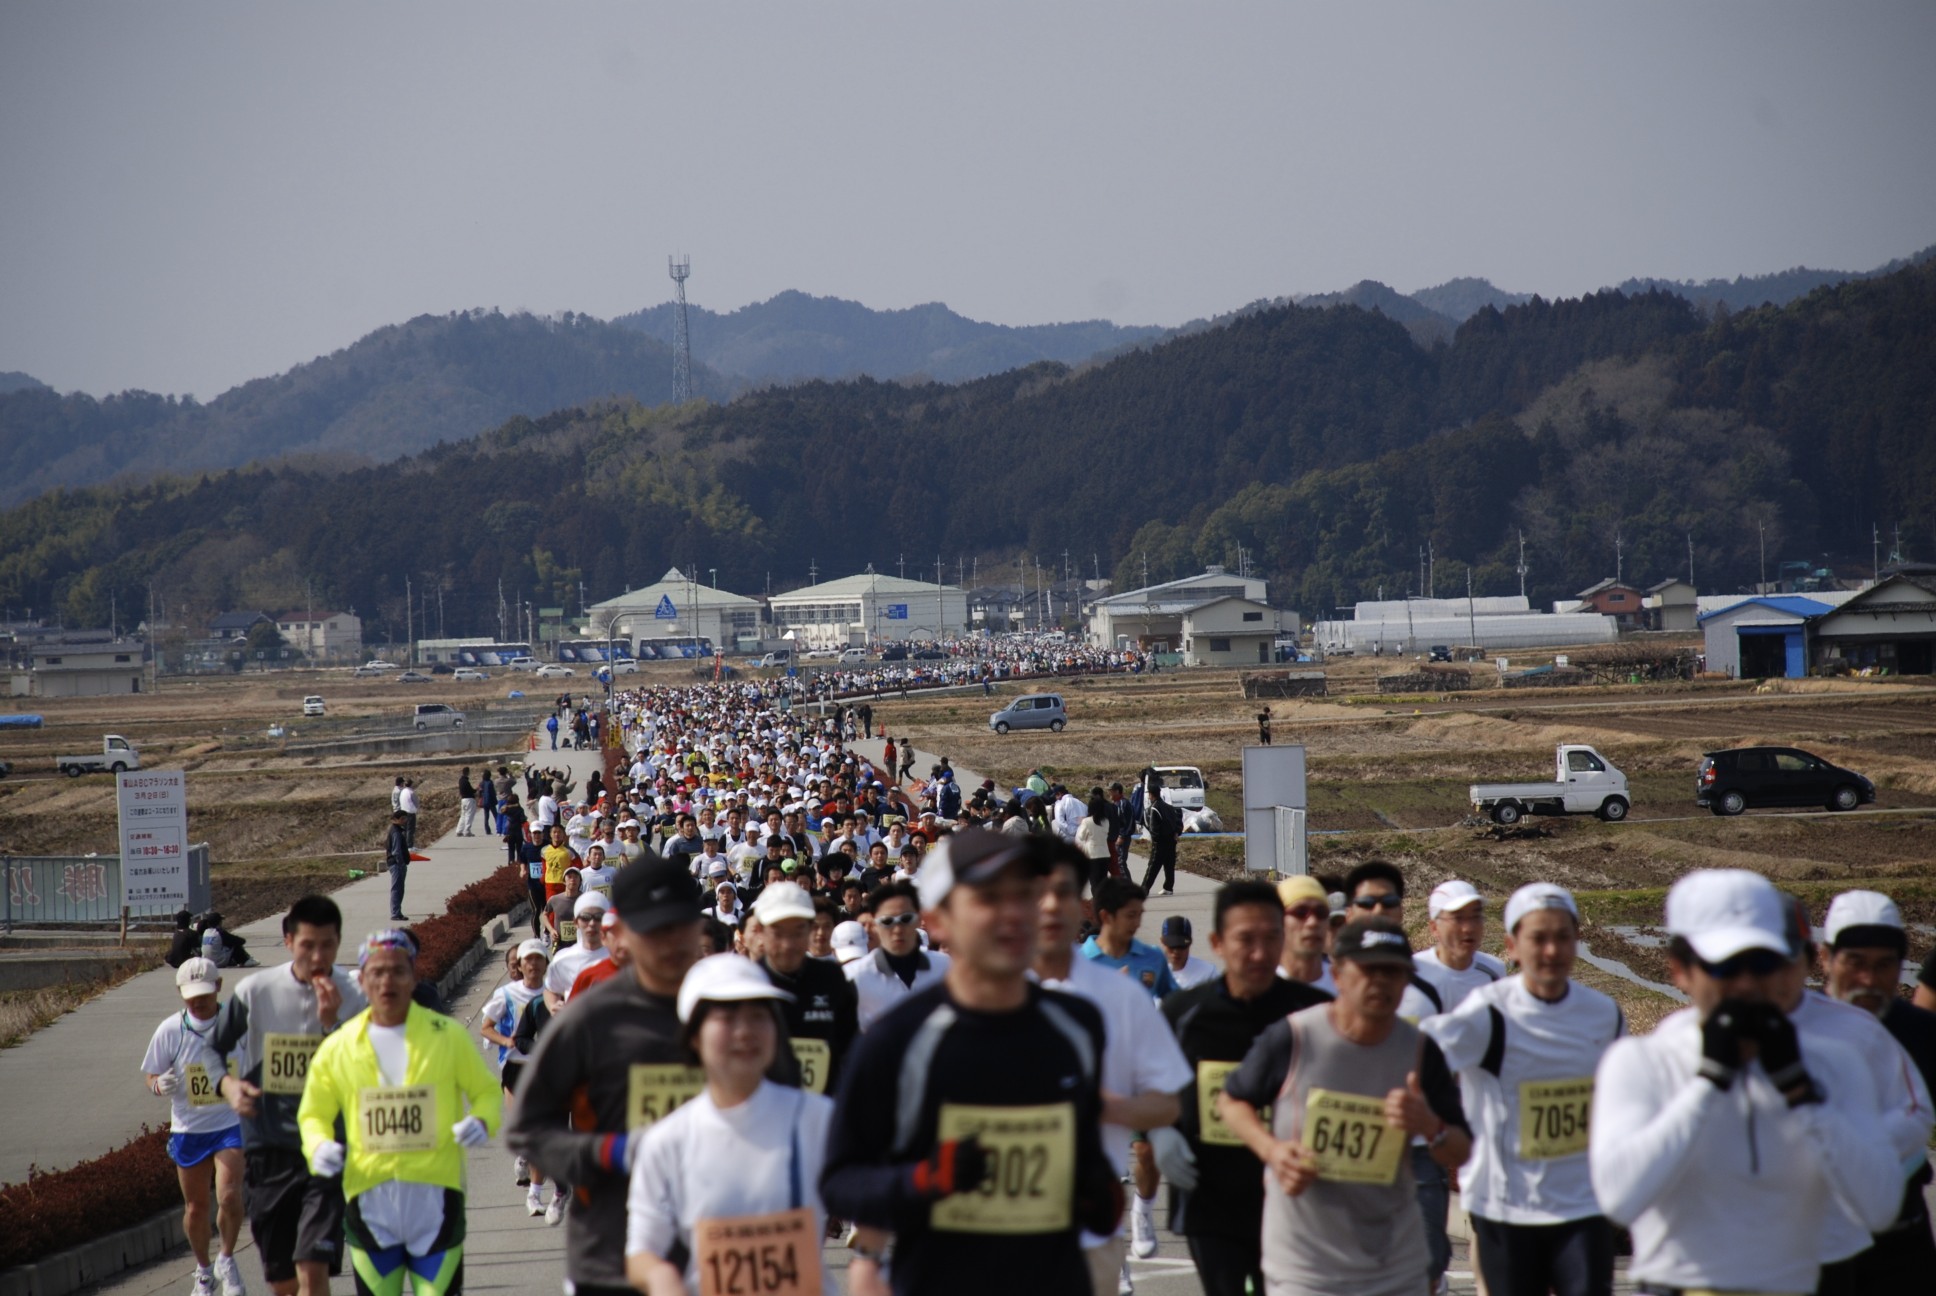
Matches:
[1332,918,1415,967]
[1160,916,1192,949]
[612,853,703,932]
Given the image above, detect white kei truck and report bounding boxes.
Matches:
[1469,743,1630,825]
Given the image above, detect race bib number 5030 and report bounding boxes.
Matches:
[261,1034,319,1096]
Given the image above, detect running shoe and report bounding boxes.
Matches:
[213,1254,246,1296]
[545,1194,566,1227]
[1130,1193,1157,1258]
[515,1156,530,1187]
[1117,1256,1134,1296]
[190,1267,216,1296]
[527,1186,546,1218]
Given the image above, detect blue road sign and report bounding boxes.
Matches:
[885,603,908,619]
[654,595,677,620]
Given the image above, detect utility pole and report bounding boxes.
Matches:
[497,579,506,641]
[897,554,905,581]
[1758,520,1767,591]
[1873,524,1881,583]
[437,582,445,639]
[1516,530,1528,600]
[1688,533,1696,586]
[668,256,693,404]
[405,576,413,665]
[1466,566,1478,648]
[1615,530,1624,585]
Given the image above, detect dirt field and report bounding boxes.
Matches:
[865,664,1936,1025]
[0,668,567,927]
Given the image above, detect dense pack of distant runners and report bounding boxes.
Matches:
[136,674,1936,1296]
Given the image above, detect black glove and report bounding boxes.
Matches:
[909,1136,990,1200]
[1699,1000,1749,1090]
[1074,1161,1126,1237]
[1745,1003,1820,1105]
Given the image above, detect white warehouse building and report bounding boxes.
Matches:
[1313,595,1618,653]
[768,570,968,648]
[587,568,765,652]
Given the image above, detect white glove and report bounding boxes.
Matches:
[451,1115,490,1149]
[153,1071,180,1096]
[1149,1126,1198,1193]
[310,1140,346,1177]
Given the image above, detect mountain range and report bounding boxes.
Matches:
[5,254,1930,643]
[0,244,1929,508]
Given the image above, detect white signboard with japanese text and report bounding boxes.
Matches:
[117,769,190,911]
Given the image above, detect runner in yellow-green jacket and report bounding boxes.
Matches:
[297,931,501,1296]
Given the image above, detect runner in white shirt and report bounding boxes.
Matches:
[480,939,557,1217]
[1772,893,1934,1292]
[1274,877,1337,997]
[846,881,951,1030]
[1589,869,1901,1295]
[1158,917,1218,991]
[1412,880,1506,1013]
[1421,883,1623,1296]
[141,957,248,1296]
[545,893,612,1010]
[576,844,617,898]
[625,954,835,1296]
[1032,839,1192,1296]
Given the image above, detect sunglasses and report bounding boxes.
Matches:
[1286,905,1329,923]
[1351,894,1403,911]
[876,912,919,928]
[1698,948,1788,979]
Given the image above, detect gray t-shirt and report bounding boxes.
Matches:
[210,961,367,1151]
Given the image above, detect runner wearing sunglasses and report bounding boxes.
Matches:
[846,881,951,1031]
[1590,870,1900,1295]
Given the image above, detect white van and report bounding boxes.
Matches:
[1153,765,1206,811]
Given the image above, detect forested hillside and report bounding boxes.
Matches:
[616,290,1166,385]
[2,260,1931,641]
[0,311,724,505]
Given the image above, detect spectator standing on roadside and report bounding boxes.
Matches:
[493,767,514,833]
[546,713,560,749]
[1133,769,1181,898]
[456,767,477,837]
[384,811,411,922]
[1075,790,1114,896]
[476,767,496,837]
[398,779,420,848]
[142,956,249,1296]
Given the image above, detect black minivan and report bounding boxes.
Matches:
[1696,746,1876,815]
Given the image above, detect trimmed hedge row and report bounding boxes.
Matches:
[0,867,526,1273]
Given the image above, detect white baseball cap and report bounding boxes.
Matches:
[1428,880,1484,919]
[1504,882,1579,934]
[572,892,612,919]
[831,920,868,964]
[515,938,550,962]
[1665,869,1788,963]
[676,952,795,1023]
[1824,890,1906,951]
[175,957,221,999]
[751,881,815,926]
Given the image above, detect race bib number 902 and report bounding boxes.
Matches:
[930,1102,1075,1235]
[261,1034,319,1096]
[1303,1088,1403,1185]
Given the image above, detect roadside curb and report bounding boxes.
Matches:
[0,900,530,1296]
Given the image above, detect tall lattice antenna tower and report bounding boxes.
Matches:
[668,255,693,403]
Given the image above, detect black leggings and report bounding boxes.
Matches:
[1185,1232,1262,1296]
[1470,1213,1614,1296]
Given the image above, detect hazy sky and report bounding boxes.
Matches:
[3,2,1932,398]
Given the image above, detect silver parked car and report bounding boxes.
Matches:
[988,693,1067,734]
[412,703,466,731]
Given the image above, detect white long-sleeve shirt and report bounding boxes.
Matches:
[1590,1006,1900,1293]
[1052,793,1086,842]
[1790,989,1934,1261]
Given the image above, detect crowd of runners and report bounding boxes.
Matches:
[133,677,1936,1296]
[778,634,1154,702]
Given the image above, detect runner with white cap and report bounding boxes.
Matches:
[623,953,836,1296]
[753,880,859,1096]
[142,956,249,1296]
[830,920,869,969]
[1589,869,1902,1295]
[1821,889,1936,1286]
[480,938,554,1214]
[1773,892,1933,1295]
[545,892,612,1010]
[1420,882,1623,1296]
[1413,879,1506,1011]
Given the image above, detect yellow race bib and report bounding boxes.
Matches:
[358,1085,437,1154]
[1518,1078,1593,1160]
[261,1033,319,1096]
[627,1064,707,1129]
[791,1039,832,1096]
[695,1206,823,1296]
[1196,1060,1267,1147]
[1304,1088,1404,1185]
[184,1063,224,1108]
[930,1103,1075,1235]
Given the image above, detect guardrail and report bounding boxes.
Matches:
[2,844,212,930]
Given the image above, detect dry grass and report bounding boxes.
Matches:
[0,953,162,1049]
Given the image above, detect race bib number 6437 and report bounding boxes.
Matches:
[1304,1088,1404,1185]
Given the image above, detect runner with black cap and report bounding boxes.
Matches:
[1155,880,1331,1296]
[1419,883,1623,1296]
[1822,889,1936,1287]
[1217,917,1472,1296]
[1589,869,1901,1296]
[1159,917,1216,991]
[821,826,1122,1296]
[507,853,723,1296]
